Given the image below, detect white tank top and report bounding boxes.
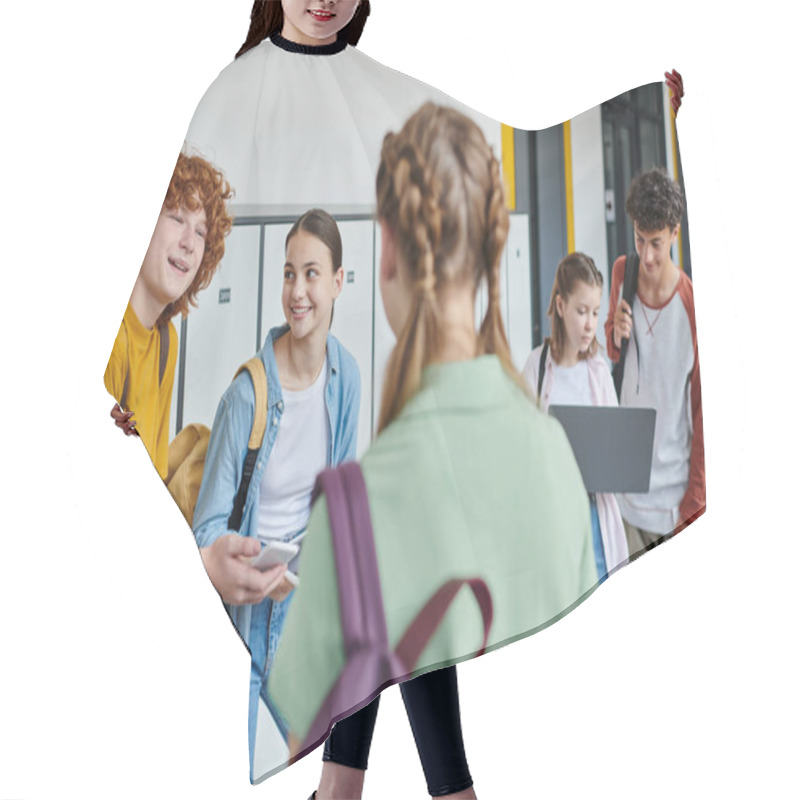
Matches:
[257,359,330,541]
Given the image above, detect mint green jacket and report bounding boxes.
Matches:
[269,356,596,742]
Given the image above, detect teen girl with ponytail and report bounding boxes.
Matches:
[269,103,597,799]
[192,208,360,780]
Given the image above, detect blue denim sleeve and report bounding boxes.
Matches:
[339,359,361,463]
[193,378,254,548]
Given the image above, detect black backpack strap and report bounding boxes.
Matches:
[537,340,549,402]
[613,252,639,399]
[227,359,269,532]
[622,251,640,307]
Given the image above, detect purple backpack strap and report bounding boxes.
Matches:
[299,463,397,758]
[322,462,391,655]
[297,463,494,760]
[395,578,493,671]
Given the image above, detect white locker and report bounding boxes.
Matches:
[180,224,262,430]
[329,220,375,460]
[474,250,509,337]
[475,276,488,332]
[505,214,533,371]
[473,245,515,340]
[260,222,292,342]
[500,242,510,337]
[372,224,395,440]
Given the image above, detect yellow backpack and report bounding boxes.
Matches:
[165,357,268,529]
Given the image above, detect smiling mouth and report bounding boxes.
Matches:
[308,9,335,21]
[169,257,189,274]
[291,305,312,317]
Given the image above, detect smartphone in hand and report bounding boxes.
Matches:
[249,540,299,572]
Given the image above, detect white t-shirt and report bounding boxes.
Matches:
[257,359,330,541]
[548,360,593,407]
[618,289,694,534]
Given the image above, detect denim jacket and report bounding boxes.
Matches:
[193,324,361,661]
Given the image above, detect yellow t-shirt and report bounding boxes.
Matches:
[104,303,178,479]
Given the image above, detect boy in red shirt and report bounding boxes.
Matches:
[605,167,704,558]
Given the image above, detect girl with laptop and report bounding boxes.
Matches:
[523,253,629,579]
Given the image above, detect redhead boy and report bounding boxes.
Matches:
[104,152,233,478]
[605,167,704,557]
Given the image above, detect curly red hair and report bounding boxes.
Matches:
[158,153,234,326]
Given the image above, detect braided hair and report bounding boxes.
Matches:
[236,1,371,58]
[375,103,523,432]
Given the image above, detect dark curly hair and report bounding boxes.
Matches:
[236,1,371,59]
[158,153,234,327]
[625,167,684,232]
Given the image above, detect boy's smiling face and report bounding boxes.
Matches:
[140,202,207,310]
[634,223,679,281]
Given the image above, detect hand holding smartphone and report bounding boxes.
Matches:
[249,540,298,572]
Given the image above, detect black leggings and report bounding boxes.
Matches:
[322,665,472,797]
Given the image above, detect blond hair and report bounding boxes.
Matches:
[375,103,523,432]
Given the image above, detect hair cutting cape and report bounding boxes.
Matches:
[104,33,704,784]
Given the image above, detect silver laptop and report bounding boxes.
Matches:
[548,405,657,494]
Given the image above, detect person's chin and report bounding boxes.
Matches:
[301,20,337,40]
[288,316,313,339]
[163,285,187,307]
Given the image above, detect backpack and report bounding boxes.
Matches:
[297,461,493,759]
[612,251,640,400]
[165,357,268,529]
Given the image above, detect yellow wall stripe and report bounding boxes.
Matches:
[669,104,684,269]
[563,120,575,253]
[501,124,516,211]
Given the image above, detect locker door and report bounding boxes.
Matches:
[499,242,510,338]
[261,223,292,340]
[505,214,533,371]
[475,246,510,339]
[475,277,487,331]
[181,224,261,430]
[330,220,374,459]
[372,223,394,440]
